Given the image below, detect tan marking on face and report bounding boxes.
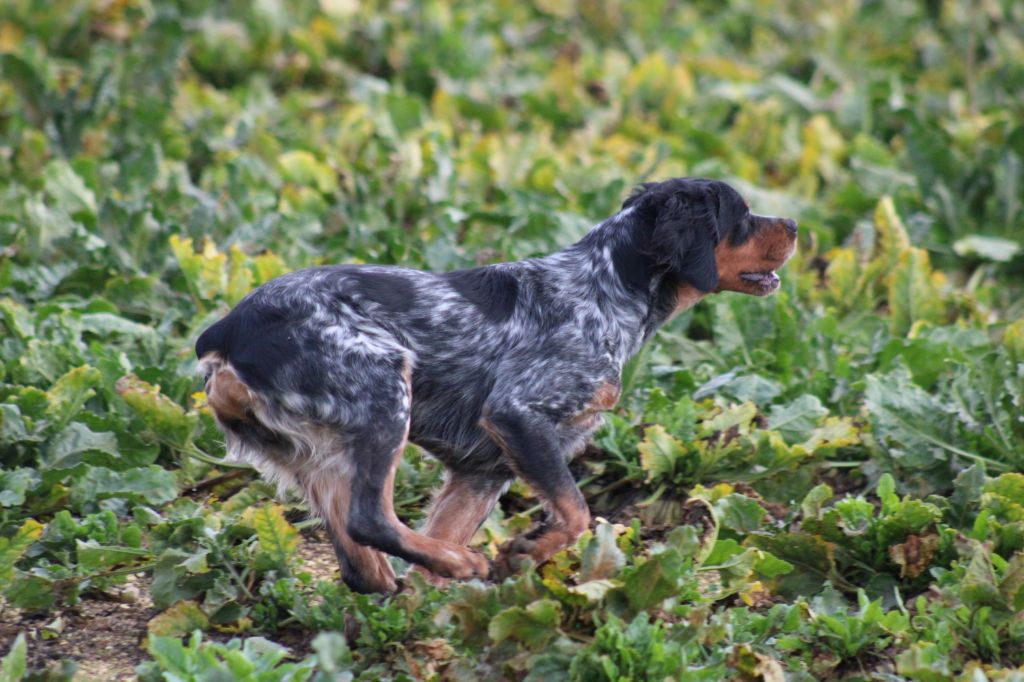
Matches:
[714,217,797,296]
[671,285,706,317]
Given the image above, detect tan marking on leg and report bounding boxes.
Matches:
[303,468,397,593]
[529,490,591,562]
[421,475,502,545]
[369,443,491,580]
[479,415,510,453]
[495,489,590,578]
[411,474,505,586]
[571,380,621,427]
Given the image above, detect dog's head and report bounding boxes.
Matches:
[624,177,798,296]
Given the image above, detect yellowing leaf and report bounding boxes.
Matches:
[116,374,198,448]
[170,235,227,305]
[251,252,289,284]
[227,245,254,306]
[888,247,946,336]
[637,424,685,482]
[798,114,846,196]
[0,519,44,583]
[1004,318,1024,366]
[567,579,620,602]
[874,195,911,268]
[277,150,337,194]
[243,504,300,566]
[46,365,102,425]
[702,402,758,436]
[147,600,210,637]
[824,248,866,311]
[798,417,861,453]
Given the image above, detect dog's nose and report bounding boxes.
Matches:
[781,218,797,235]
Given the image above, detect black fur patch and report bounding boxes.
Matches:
[444,267,519,323]
[347,270,417,313]
[195,300,302,393]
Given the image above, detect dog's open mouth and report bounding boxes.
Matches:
[740,271,780,291]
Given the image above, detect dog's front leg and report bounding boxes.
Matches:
[479,403,590,578]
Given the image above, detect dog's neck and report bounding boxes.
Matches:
[542,207,706,364]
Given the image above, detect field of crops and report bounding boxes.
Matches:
[1,0,1023,679]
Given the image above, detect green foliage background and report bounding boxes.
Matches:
[1,0,1023,679]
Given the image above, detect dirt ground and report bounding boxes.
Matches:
[0,535,339,680]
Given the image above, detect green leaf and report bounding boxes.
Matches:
[0,634,26,682]
[952,235,1020,262]
[833,498,875,536]
[489,599,562,650]
[895,642,952,681]
[1000,552,1024,610]
[76,540,151,572]
[43,159,97,217]
[749,533,835,598]
[767,395,827,443]
[959,539,1005,610]
[800,484,833,521]
[46,365,102,426]
[865,368,990,479]
[614,550,687,615]
[0,468,35,508]
[579,522,625,582]
[0,298,35,340]
[753,552,794,579]
[714,494,767,534]
[44,422,119,469]
[69,465,179,508]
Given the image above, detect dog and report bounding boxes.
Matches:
[195,177,797,593]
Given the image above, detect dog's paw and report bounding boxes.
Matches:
[427,545,491,581]
[492,536,538,580]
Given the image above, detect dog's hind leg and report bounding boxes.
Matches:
[301,464,397,594]
[345,433,491,581]
[340,364,490,582]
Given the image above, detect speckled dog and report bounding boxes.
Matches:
[196,177,798,593]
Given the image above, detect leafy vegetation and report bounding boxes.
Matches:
[2,0,1023,679]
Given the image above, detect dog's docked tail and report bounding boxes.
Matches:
[198,353,257,425]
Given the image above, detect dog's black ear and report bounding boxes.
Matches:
[647,185,720,292]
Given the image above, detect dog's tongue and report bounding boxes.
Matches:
[740,271,780,287]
